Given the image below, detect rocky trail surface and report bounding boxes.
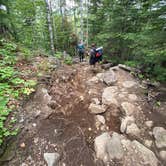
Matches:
[0,59,166,166]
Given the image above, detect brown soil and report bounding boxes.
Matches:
[0,62,120,166]
[1,60,165,166]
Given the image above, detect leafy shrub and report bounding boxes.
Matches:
[64,56,72,65]
[124,61,138,68]
[54,51,62,59]
[0,39,36,145]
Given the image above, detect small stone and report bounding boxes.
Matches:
[44,153,60,166]
[20,143,25,148]
[96,115,105,124]
[100,125,106,131]
[48,101,58,109]
[159,151,166,161]
[88,76,98,83]
[89,103,106,114]
[102,86,118,106]
[153,127,166,148]
[21,163,28,166]
[119,94,125,98]
[79,96,84,101]
[91,98,100,105]
[128,94,138,101]
[145,121,154,128]
[144,140,153,148]
[96,73,104,81]
[121,102,136,116]
[34,138,39,144]
[126,123,140,137]
[120,116,135,133]
[149,131,153,136]
[88,127,92,131]
[32,123,37,127]
[35,111,41,118]
[54,129,58,134]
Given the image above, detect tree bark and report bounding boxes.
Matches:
[45,0,55,55]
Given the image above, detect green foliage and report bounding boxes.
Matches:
[64,56,73,65]
[54,51,63,59]
[89,0,166,82]
[124,61,137,68]
[0,39,36,145]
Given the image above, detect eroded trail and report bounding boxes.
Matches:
[1,61,166,166]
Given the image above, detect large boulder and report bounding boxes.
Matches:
[102,86,118,106]
[89,103,106,114]
[132,140,158,166]
[103,70,117,86]
[122,81,136,88]
[153,127,166,148]
[121,139,159,166]
[94,132,124,163]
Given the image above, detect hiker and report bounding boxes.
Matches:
[77,41,85,62]
[89,43,97,67]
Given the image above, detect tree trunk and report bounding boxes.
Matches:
[45,0,55,55]
[80,0,84,42]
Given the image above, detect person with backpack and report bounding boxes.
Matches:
[89,43,97,67]
[77,41,85,62]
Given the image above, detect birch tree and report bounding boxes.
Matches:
[45,0,55,55]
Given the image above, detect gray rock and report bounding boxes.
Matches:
[121,139,158,166]
[103,70,117,86]
[102,86,118,106]
[121,102,136,116]
[94,132,124,163]
[96,73,104,81]
[101,63,112,70]
[126,123,140,137]
[145,121,154,128]
[120,116,135,133]
[91,98,100,105]
[96,115,105,124]
[110,66,119,71]
[159,150,166,161]
[153,127,166,148]
[122,81,136,88]
[89,103,106,114]
[132,140,158,166]
[144,140,153,148]
[128,94,138,101]
[44,153,60,166]
[48,100,58,109]
[118,64,135,72]
[87,76,99,83]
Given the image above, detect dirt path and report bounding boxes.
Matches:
[0,60,166,166]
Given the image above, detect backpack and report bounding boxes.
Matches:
[95,47,103,57]
[78,44,84,53]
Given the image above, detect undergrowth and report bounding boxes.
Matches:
[0,39,36,145]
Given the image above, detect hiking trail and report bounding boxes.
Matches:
[0,58,166,166]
